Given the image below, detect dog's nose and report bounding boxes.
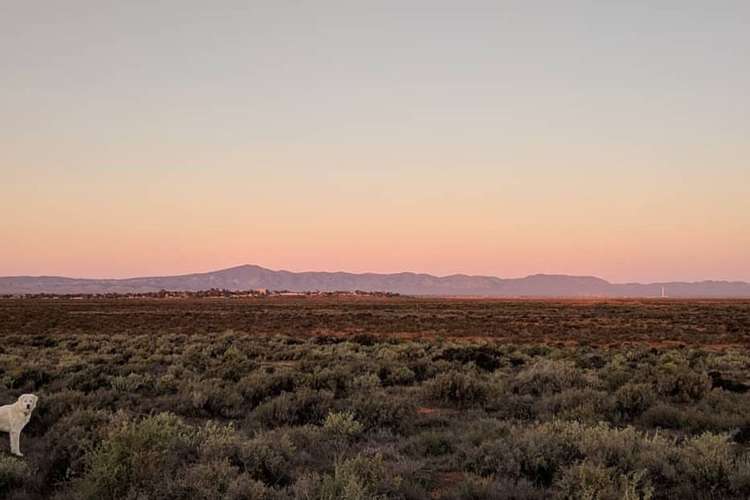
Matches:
[26,404,31,409]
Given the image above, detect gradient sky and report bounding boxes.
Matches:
[2,1,749,282]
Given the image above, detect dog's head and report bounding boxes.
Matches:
[17,394,38,414]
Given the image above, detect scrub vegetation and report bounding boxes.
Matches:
[1,297,749,499]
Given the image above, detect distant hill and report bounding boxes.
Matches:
[2,265,750,297]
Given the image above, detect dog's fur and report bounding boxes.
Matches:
[0,394,38,456]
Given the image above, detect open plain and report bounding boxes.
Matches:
[1,297,750,499]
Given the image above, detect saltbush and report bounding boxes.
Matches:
[424,371,490,408]
[0,455,31,497]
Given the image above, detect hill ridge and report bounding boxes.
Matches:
[1,265,749,297]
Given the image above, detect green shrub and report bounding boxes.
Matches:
[322,411,363,442]
[110,372,152,393]
[379,365,416,386]
[534,388,612,422]
[173,459,243,499]
[215,345,256,382]
[615,383,656,420]
[319,452,398,500]
[513,359,592,396]
[557,462,653,500]
[656,368,711,402]
[509,421,585,486]
[678,432,734,494]
[350,391,416,433]
[424,371,489,408]
[239,370,298,408]
[556,461,616,500]
[304,366,353,396]
[7,300,750,500]
[254,388,335,427]
[351,373,381,391]
[463,421,662,490]
[74,412,196,499]
[235,432,296,486]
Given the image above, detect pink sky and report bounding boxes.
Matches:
[3,143,748,282]
[2,3,749,282]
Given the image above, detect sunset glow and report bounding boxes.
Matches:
[2,2,748,282]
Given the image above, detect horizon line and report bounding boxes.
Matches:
[2,263,748,286]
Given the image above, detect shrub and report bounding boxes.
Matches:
[379,365,416,386]
[437,346,502,372]
[215,345,256,382]
[678,432,734,494]
[8,300,750,500]
[730,456,750,496]
[235,432,296,486]
[509,422,585,486]
[615,383,656,420]
[304,366,353,396]
[5,366,52,391]
[534,388,612,422]
[74,412,196,499]
[254,388,335,427]
[489,392,537,420]
[424,371,489,408]
[110,372,151,393]
[322,411,363,442]
[462,435,521,479]
[318,452,398,500]
[443,475,546,500]
[289,472,324,499]
[640,403,690,430]
[513,360,592,396]
[174,459,243,499]
[350,391,416,433]
[576,423,655,472]
[656,368,711,402]
[351,373,381,391]
[239,370,298,408]
[225,474,278,500]
[443,475,494,500]
[43,409,111,484]
[25,389,89,436]
[205,383,245,418]
[0,455,31,497]
[193,420,296,487]
[557,462,653,500]
[556,461,615,500]
[462,421,663,489]
[405,430,454,457]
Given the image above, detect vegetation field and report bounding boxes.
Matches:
[1,297,750,499]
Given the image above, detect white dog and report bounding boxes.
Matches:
[0,394,39,456]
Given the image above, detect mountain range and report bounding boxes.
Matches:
[1,265,749,297]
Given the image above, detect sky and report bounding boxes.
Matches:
[2,1,749,283]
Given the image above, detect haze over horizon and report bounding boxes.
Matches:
[3,2,749,283]
[4,263,750,297]
[3,263,749,287]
